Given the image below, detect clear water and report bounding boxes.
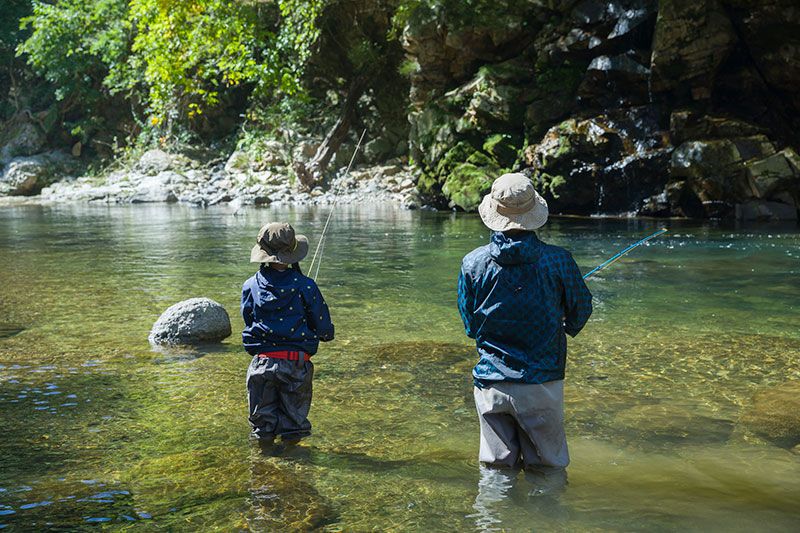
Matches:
[1,204,799,531]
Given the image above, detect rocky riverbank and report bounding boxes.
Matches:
[1,147,422,210]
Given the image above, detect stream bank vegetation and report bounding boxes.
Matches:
[2,0,800,219]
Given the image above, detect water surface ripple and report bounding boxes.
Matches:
[1,205,799,530]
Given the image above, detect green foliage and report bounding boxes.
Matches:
[18,0,130,105]
[16,0,326,141]
[1,0,32,59]
[113,0,263,128]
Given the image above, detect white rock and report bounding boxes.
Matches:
[137,149,173,175]
[149,297,231,345]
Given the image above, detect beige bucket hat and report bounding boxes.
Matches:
[250,222,309,264]
[478,172,549,232]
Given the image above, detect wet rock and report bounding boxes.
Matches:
[744,149,799,199]
[249,458,338,530]
[669,111,765,145]
[671,136,776,211]
[740,381,800,448]
[0,324,25,339]
[613,403,734,443]
[735,200,797,221]
[639,180,704,218]
[649,0,737,96]
[579,53,651,106]
[129,171,179,203]
[149,297,231,345]
[136,149,172,175]
[0,152,71,196]
[526,109,672,214]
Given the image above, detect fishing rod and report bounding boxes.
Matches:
[307,128,368,281]
[582,228,668,280]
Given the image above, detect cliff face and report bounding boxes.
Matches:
[402,0,800,220]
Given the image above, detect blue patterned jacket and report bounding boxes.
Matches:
[241,266,334,356]
[458,231,592,387]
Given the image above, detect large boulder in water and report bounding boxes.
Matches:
[740,381,800,448]
[149,298,231,346]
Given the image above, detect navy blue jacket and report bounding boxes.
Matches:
[241,266,334,356]
[458,231,592,387]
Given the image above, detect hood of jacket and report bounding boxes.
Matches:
[489,231,542,266]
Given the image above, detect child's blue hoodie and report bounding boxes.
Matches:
[241,266,334,355]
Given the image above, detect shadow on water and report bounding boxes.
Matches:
[248,449,340,531]
[0,324,25,339]
[150,342,233,364]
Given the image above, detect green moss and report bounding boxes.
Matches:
[466,150,496,168]
[536,172,566,198]
[536,63,585,94]
[482,133,519,167]
[434,141,479,177]
[442,162,493,210]
[415,172,440,196]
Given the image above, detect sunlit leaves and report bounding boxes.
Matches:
[17,0,326,136]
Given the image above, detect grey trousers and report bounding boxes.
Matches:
[473,380,569,469]
[246,356,313,441]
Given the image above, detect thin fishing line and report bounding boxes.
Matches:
[583,228,668,280]
[313,234,325,281]
[308,128,368,280]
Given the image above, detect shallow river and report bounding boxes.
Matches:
[1,204,799,531]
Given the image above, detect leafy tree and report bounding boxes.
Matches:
[17,0,326,141]
[18,0,130,111]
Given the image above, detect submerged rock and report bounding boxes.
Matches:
[740,381,800,448]
[612,403,734,444]
[149,298,231,346]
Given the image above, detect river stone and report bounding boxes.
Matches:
[149,298,231,345]
[137,149,172,175]
[741,381,800,448]
[0,121,45,161]
[0,152,69,196]
[129,171,179,203]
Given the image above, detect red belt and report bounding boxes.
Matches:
[258,350,310,362]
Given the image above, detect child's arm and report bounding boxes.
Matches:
[305,282,334,341]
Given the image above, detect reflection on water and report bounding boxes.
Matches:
[0,204,799,530]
